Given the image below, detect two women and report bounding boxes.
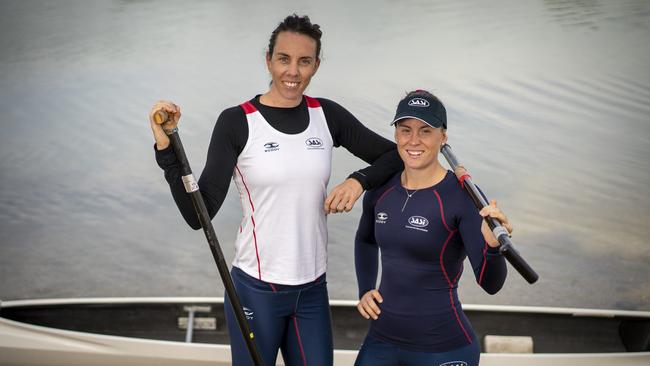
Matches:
[150,12,512,366]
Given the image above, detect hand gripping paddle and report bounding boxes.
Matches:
[441,143,539,284]
[154,110,265,365]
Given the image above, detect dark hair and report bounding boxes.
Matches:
[268,14,322,59]
[405,89,442,105]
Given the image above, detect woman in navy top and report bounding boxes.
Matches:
[354,90,512,366]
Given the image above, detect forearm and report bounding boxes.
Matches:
[153,105,245,230]
[459,198,507,294]
[477,247,507,294]
[355,238,379,299]
[321,98,402,189]
[349,148,403,190]
[156,145,203,229]
[338,126,400,190]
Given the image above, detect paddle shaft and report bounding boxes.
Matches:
[155,111,265,365]
[440,144,539,284]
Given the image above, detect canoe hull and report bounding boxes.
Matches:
[1,298,648,366]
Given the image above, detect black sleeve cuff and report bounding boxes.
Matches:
[487,246,502,256]
[348,171,370,191]
[154,143,178,169]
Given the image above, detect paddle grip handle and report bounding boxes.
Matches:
[153,110,169,124]
[496,232,539,284]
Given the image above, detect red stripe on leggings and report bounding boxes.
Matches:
[292,316,308,366]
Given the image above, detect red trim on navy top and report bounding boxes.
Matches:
[478,243,489,284]
[375,186,396,206]
[435,188,472,344]
[240,101,257,114]
[304,95,321,108]
[433,190,453,233]
[459,173,472,189]
[440,231,473,345]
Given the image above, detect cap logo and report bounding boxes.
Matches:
[408,98,429,107]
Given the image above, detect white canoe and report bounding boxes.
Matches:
[1,297,648,366]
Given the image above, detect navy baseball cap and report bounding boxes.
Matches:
[391,91,447,129]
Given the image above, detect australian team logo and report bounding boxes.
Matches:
[408,216,429,227]
[264,142,280,152]
[406,215,429,232]
[408,98,430,107]
[305,137,324,150]
[376,212,388,224]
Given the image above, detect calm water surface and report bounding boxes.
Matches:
[1,0,649,311]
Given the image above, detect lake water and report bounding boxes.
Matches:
[1,0,649,311]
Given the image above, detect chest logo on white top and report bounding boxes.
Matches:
[376,212,388,224]
[305,137,324,149]
[264,142,280,152]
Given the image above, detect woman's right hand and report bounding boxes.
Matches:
[357,289,383,320]
[149,100,182,150]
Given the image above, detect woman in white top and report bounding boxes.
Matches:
[148,14,402,366]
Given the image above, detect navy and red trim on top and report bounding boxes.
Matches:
[354,171,506,352]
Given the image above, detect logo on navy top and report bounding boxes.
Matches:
[439,362,467,366]
[406,215,429,232]
[376,212,388,224]
[408,98,430,107]
[305,137,324,149]
[264,142,280,152]
[408,216,429,227]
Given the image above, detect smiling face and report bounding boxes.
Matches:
[394,118,448,172]
[265,31,320,107]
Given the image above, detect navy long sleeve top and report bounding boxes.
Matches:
[355,171,507,352]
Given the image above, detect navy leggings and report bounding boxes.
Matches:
[224,267,333,366]
[354,335,480,366]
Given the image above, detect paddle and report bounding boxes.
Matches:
[153,110,265,366]
[440,143,539,284]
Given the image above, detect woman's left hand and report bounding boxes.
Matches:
[480,199,513,247]
[324,178,364,214]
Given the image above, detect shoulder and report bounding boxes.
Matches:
[216,99,257,126]
[437,171,467,197]
[315,97,350,113]
[213,104,248,139]
[218,104,247,121]
[364,172,401,205]
[437,171,478,213]
[314,97,360,134]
